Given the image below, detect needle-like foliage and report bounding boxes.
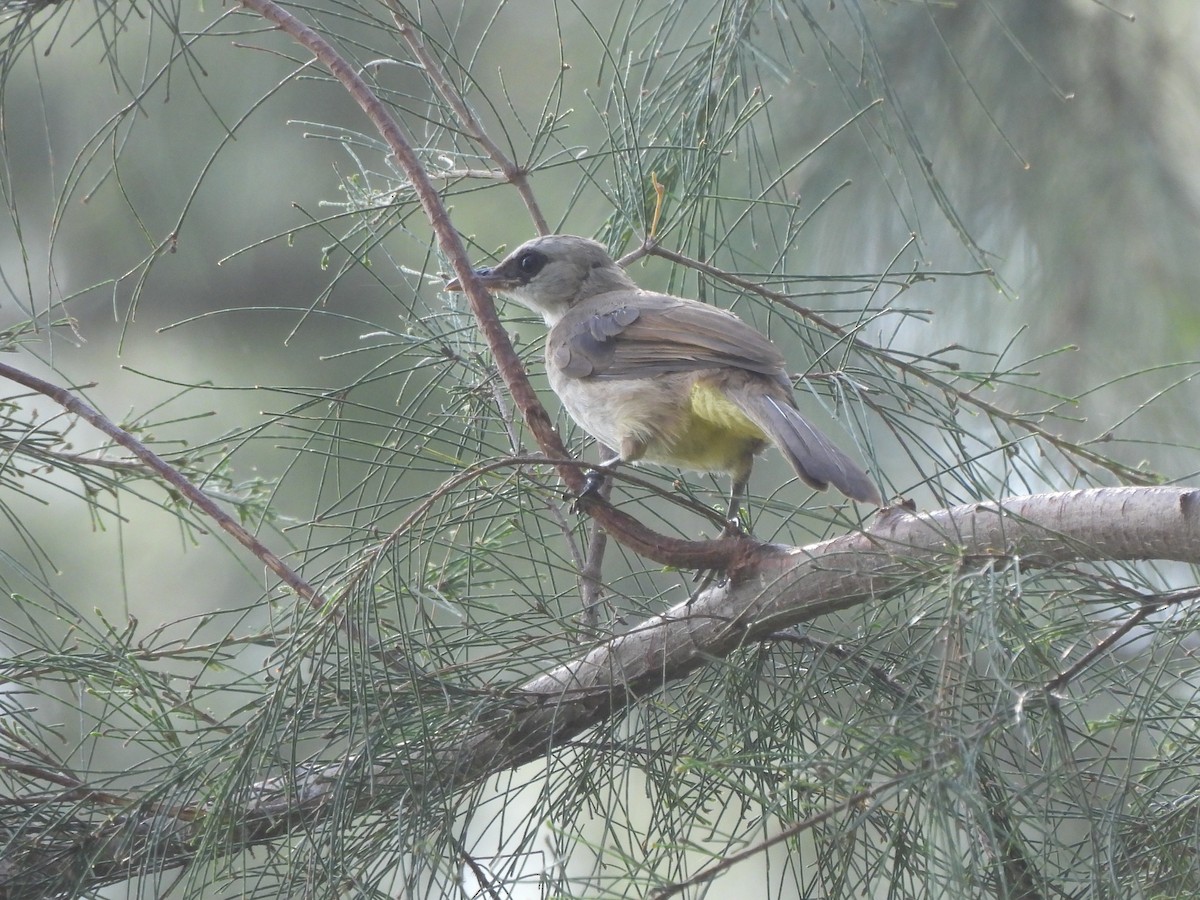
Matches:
[2,2,1200,899]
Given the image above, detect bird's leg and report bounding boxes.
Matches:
[575,437,644,508]
[722,467,751,537]
[689,567,722,599]
[688,468,753,596]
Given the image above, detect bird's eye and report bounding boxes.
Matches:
[517,250,544,276]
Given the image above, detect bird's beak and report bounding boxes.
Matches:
[444,266,516,293]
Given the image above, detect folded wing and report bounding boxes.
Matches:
[550,292,787,380]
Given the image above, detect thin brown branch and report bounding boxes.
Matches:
[650,768,922,899]
[0,365,425,684]
[389,4,550,235]
[1044,584,1200,694]
[0,361,326,612]
[0,756,135,810]
[0,435,150,472]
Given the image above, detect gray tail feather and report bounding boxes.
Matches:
[739,392,881,506]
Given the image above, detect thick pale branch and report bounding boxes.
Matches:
[436,486,1200,782]
[5,486,1197,898]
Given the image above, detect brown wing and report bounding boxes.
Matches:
[548,291,787,380]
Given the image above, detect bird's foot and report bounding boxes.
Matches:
[720,515,747,539]
[567,468,609,513]
[686,513,752,599]
[581,468,607,497]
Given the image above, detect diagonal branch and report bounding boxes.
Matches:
[0,361,325,613]
[0,362,423,676]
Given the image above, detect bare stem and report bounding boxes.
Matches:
[651,768,922,899]
[0,361,326,611]
[389,4,550,235]
[1044,584,1200,694]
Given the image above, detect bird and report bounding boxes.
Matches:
[445,235,882,528]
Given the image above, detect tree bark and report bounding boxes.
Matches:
[4,486,1198,899]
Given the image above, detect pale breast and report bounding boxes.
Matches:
[547,366,687,455]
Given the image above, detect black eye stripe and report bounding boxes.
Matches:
[512,249,546,281]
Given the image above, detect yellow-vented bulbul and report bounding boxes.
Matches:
[446,235,882,522]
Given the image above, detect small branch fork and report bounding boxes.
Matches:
[388,4,550,235]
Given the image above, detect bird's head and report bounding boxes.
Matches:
[445,235,637,325]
